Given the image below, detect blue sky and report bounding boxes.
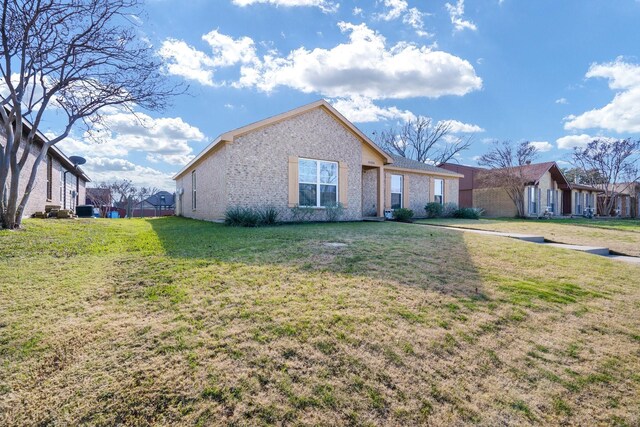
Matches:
[55,0,640,189]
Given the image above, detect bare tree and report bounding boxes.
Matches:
[108,179,136,217]
[477,140,538,218]
[0,0,179,229]
[374,117,472,165]
[572,138,640,216]
[86,182,113,218]
[561,167,607,186]
[131,186,157,218]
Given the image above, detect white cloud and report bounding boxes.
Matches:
[352,7,363,16]
[377,1,430,36]
[85,157,176,189]
[158,39,216,86]
[445,0,477,32]
[237,22,481,99]
[530,140,553,152]
[556,134,596,149]
[232,0,338,13]
[378,0,408,21]
[403,7,430,36]
[564,58,640,133]
[57,111,205,167]
[438,119,484,133]
[202,30,259,67]
[330,96,416,123]
[89,157,138,172]
[555,97,568,104]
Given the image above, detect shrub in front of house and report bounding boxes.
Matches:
[453,207,483,219]
[425,202,443,218]
[393,208,414,222]
[259,206,279,225]
[290,205,316,222]
[225,207,260,227]
[442,202,459,218]
[225,206,279,227]
[325,202,345,222]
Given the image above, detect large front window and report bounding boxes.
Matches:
[298,158,338,207]
[434,179,444,205]
[390,175,403,209]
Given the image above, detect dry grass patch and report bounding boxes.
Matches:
[0,218,639,426]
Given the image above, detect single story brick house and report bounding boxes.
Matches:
[440,161,601,217]
[173,100,462,221]
[1,119,90,218]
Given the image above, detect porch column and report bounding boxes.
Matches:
[377,166,385,217]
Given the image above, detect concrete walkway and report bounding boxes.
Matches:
[415,223,640,264]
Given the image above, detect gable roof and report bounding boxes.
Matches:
[173,99,393,180]
[475,161,571,189]
[144,190,175,207]
[386,154,464,177]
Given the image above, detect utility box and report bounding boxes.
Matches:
[76,205,93,218]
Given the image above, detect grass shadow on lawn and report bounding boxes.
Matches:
[147,216,486,299]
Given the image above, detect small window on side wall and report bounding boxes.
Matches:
[390,175,403,209]
[191,170,197,210]
[434,178,444,205]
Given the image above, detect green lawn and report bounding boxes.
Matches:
[1,217,639,426]
[417,217,640,257]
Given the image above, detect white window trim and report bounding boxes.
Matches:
[434,178,444,205]
[298,158,338,208]
[390,174,403,209]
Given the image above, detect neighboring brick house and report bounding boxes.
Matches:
[1,120,90,218]
[440,161,601,217]
[131,191,175,217]
[173,100,462,221]
[598,183,640,218]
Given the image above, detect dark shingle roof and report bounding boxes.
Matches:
[145,191,175,207]
[388,154,462,176]
[475,162,572,189]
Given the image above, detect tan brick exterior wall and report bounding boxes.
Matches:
[473,187,518,217]
[383,171,430,215]
[223,108,363,221]
[1,132,86,217]
[176,144,227,221]
[445,178,459,206]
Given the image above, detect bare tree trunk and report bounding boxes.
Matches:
[4,152,22,229]
[13,147,48,227]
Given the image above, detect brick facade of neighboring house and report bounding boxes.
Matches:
[1,122,89,218]
[598,183,640,218]
[441,162,600,217]
[174,100,461,222]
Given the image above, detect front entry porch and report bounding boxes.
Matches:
[362,165,385,219]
